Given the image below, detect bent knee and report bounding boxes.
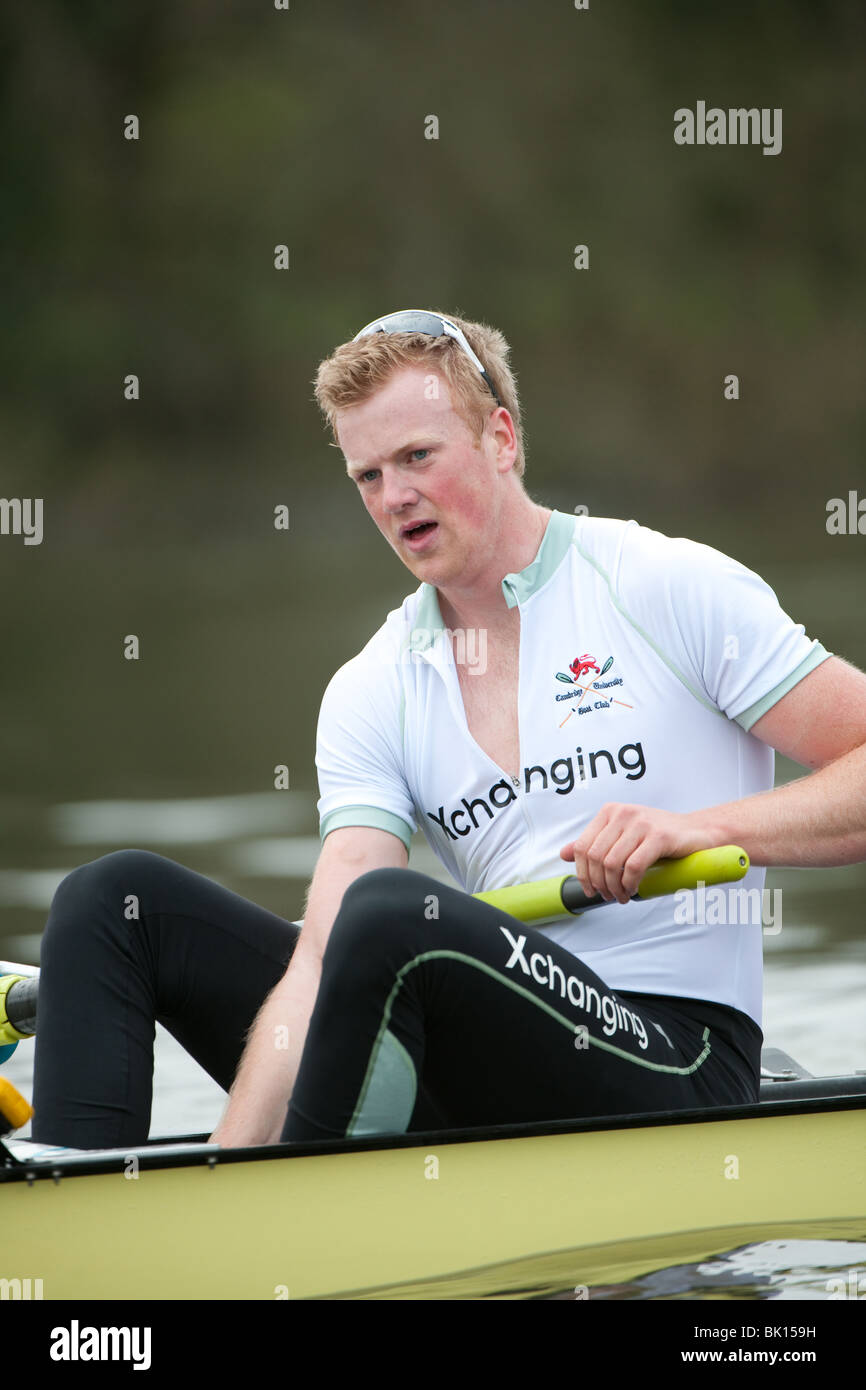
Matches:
[327,868,440,954]
[338,867,439,920]
[44,849,168,944]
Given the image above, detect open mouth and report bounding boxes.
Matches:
[402,522,437,541]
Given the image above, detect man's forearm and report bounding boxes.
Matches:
[209,829,408,1146]
[692,741,866,867]
[210,946,321,1147]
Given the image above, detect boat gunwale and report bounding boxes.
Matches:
[3,1085,865,1185]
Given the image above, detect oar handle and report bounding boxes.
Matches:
[472,846,750,923]
[0,975,37,1042]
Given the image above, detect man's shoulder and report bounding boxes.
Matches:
[565,512,643,590]
[570,512,635,555]
[573,512,697,558]
[571,514,749,590]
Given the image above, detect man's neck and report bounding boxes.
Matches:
[437,502,553,636]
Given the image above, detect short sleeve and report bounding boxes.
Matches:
[615,524,832,730]
[315,648,416,851]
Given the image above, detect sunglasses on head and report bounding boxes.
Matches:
[352,310,502,407]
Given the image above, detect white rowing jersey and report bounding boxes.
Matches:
[316,511,830,1026]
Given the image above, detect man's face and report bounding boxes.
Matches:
[337,366,515,589]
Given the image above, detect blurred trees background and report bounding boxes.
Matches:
[0,1,863,810]
[1,0,863,550]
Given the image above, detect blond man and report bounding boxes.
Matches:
[26,310,866,1148]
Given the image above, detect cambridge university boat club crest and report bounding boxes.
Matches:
[554,653,634,728]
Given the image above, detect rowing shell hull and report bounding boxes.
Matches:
[3,1096,864,1299]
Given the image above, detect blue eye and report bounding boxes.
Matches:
[410,449,429,461]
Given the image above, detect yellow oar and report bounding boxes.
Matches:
[472,846,749,923]
[0,1076,33,1137]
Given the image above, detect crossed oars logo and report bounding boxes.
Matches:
[556,656,633,726]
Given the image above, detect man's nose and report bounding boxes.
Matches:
[381,468,420,511]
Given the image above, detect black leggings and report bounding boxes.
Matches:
[32,851,763,1149]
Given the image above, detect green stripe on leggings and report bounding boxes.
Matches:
[347,950,712,1136]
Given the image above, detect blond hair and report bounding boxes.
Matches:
[313,309,527,476]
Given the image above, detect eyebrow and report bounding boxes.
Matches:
[345,437,443,476]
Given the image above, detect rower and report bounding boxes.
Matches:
[21,308,866,1151]
[263,309,865,1143]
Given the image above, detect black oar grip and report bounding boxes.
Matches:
[560,879,607,914]
[6,977,37,1036]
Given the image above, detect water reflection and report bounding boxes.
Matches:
[51,793,307,844]
[543,1238,866,1300]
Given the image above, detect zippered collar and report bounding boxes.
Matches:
[408,509,575,655]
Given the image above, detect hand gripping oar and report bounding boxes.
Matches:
[472,846,749,923]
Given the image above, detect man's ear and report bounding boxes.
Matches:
[490,408,518,473]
